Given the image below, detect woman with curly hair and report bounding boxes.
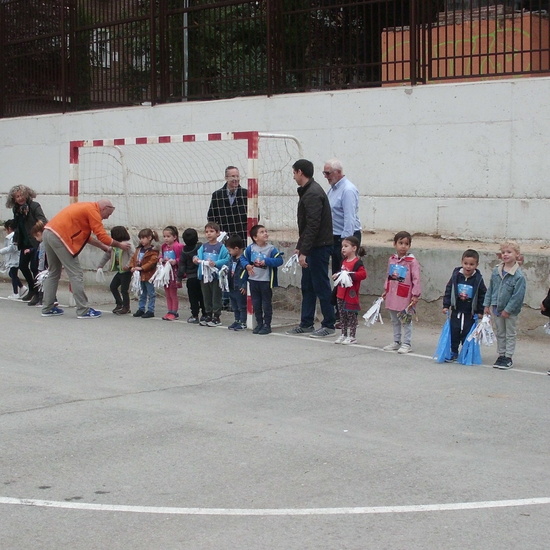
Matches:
[5,185,48,303]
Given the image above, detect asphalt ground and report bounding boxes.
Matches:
[1,281,549,550]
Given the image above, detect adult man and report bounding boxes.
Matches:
[286,159,335,338]
[41,199,131,318]
[323,158,362,275]
[207,166,248,241]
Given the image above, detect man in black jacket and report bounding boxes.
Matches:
[286,159,335,338]
[207,166,248,242]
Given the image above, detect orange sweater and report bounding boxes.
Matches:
[45,202,113,256]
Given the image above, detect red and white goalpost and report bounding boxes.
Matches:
[69,131,302,240]
[69,131,303,324]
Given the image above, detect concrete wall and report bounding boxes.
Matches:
[1,76,550,241]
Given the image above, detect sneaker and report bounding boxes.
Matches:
[28,293,41,306]
[335,320,342,330]
[162,313,177,321]
[35,301,43,307]
[187,316,199,324]
[115,307,131,315]
[493,355,506,368]
[112,305,123,313]
[227,321,240,330]
[77,308,102,319]
[18,285,28,298]
[547,369,550,376]
[343,336,357,345]
[383,342,401,351]
[258,325,272,335]
[133,309,144,317]
[41,306,64,317]
[252,323,264,334]
[207,316,221,327]
[285,325,314,335]
[335,334,346,344]
[7,293,20,300]
[497,357,513,370]
[142,311,154,319]
[398,343,412,354]
[199,315,211,326]
[445,354,458,363]
[22,290,35,302]
[309,327,335,338]
[233,322,246,331]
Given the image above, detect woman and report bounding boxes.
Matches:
[5,185,48,303]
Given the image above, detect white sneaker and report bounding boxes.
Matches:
[383,342,400,351]
[334,334,346,344]
[342,336,357,345]
[7,293,20,300]
[398,343,412,354]
[18,285,28,298]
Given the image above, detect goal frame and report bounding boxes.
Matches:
[69,130,303,238]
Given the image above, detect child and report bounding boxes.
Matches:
[442,249,487,362]
[29,220,47,306]
[382,231,422,354]
[177,228,205,323]
[159,225,184,321]
[97,226,135,315]
[193,222,229,327]
[0,219,27,299]
[332,236,367,345]
[483,241,526,369]
[225,234,248,331]
[128,228,159,319]
[241,224,284,335]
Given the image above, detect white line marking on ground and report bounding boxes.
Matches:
[1,496,549,516]
[273,332,549,375]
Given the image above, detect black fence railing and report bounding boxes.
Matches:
[1,0,549,118]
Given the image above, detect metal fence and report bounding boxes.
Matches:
[1,0,549,118]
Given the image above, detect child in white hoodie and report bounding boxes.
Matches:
[0,219,27,299]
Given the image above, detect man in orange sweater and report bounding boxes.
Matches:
[41,200,131,318]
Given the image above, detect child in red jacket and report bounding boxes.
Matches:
[332,236,367,345]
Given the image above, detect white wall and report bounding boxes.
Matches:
[1,76,550,242]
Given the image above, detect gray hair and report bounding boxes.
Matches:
[324,158,343,172]
[5,185,37,209]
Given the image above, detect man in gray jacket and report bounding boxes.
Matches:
[286,159,335,338]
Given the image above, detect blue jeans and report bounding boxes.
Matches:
[300,245,335,329]
[229,288,247,323]
[249,280,273,327]
[139,281,156,313]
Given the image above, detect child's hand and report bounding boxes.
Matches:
[169,259,176,266]
[246,264,255,275]
[484,306,491,315]
[23,248,31,255]
[381,291,387,299]
[501,310,510,319]
[240,288,246,295]
[192,256,199,265]
[208,260,215,267]
[442,307,449,314]
[410,296,419,306]
[331,273,338,280]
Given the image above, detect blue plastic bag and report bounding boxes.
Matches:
[433,316,452,363]
[457,321,482,365]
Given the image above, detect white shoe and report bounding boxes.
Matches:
[383,342,400,351]
[334,334,346,344]
[342,337,357,345]
[7,293,20,300]
[398,344,412,354]
[18,285,28,298]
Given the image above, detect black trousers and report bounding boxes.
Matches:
[186,277,205,318]
[450,310,475,354]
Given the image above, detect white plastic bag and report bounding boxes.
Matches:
[363,297,384,327]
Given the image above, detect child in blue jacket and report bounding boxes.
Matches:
[483,241,526,370]
[241,224,283,335]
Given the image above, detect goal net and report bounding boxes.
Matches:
[69,131,303,244]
